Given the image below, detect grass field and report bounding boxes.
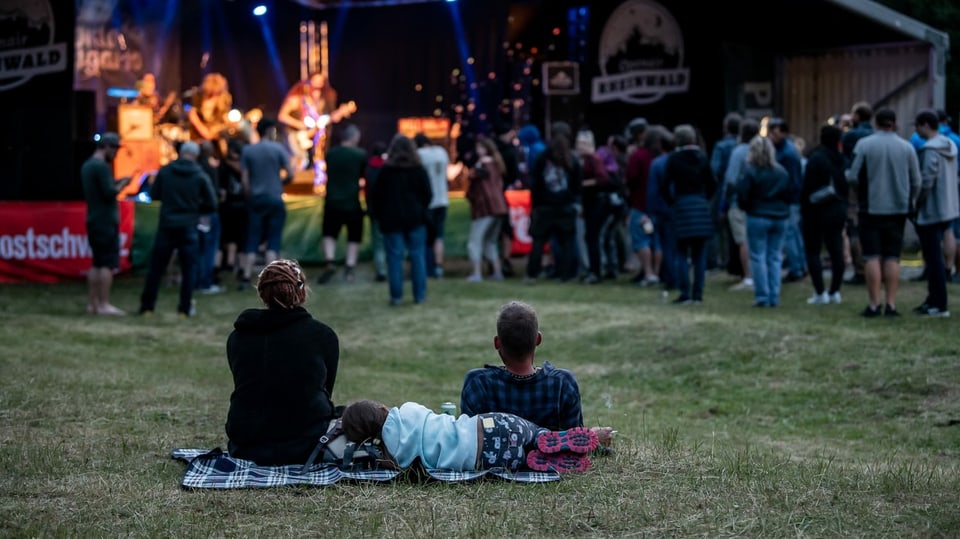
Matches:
[1,255,959,537]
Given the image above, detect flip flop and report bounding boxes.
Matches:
[536,427,598,455]
[526,449,591,473]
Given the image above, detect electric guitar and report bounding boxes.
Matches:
[294,100,358,151]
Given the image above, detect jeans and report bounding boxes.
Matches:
[783,204,806,277]
[916,222,949,310]
[467,215,502,264]
[747,215,788,306]
[652,214,676,289]
[369,218,387,277]
[140,225,200,314]
[383,225,427,304]
[196,213,220,289]
[676,237,707,301]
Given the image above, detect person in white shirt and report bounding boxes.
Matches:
[415,133,450,278]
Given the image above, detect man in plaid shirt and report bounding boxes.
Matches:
[460,301,613,445]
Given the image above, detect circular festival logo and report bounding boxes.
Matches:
[0,0,59,91]
[594,0,688,105]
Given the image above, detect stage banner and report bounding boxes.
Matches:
[0,201,134,283]
[74,0,182,133]
[505,189,535,256]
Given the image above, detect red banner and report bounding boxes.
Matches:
[506,189,536,256]
[0,201,134,283]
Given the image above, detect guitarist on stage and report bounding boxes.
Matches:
[188,72,233,158]
[278,73,349,181]
[135,72,176,125]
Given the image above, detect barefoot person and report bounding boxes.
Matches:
[80,132,131,315]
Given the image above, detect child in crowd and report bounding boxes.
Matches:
[341,400,601,473]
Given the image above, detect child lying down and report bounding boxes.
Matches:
[341,400,609,473]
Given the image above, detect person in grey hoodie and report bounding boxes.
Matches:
[138,141,219,317]
[845,108,921,318]
[911,109,960,317]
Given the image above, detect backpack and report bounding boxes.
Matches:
[302,418,385,473]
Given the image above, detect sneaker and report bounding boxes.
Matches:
[729,278,754,291]
[582,273,600,285]
[828,291,842,304]
[465,274,483,282]
[490,273,505,282]
[237,278,251,291]
[643,275,660,285]
[672,296,692,305]
[883,305,900,317]
[198,284,225,295]
[861,305,882,318]
[752,301,768,308]
[914,305,951,318]
[523,276,537,286]
[806,292,829,305]
[434,267,444,279]
[525,449,591,473]
[375,273,387,282]
[536,427,599,454]
[343,266,355,283]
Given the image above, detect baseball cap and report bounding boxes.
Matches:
[96,132,121,148]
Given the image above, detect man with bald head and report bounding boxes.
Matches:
[138,141,219,317]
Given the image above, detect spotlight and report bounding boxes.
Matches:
[252,4,267,16]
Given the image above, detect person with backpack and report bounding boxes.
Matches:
[225,259,342,466]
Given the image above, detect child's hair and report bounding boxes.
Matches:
[496,301,539,358]
[256,259,308,309]
[341,400,389,443]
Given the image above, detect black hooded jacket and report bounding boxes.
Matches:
[225,307,340,465]
[149,158,218,228]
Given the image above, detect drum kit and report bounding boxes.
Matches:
[154,108,263,166]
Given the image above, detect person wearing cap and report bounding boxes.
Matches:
[845,108,921,317]
[137,140,219,317]
[81,132,132,315]
[765,117,806,283]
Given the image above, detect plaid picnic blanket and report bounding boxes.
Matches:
[171,448,561,488]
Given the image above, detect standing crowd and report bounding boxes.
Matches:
[83,94,958,318]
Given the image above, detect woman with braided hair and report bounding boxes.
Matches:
[225,259,341,465]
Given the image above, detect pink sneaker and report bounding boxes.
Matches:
[536,427,599,454]
[526,449,592,473]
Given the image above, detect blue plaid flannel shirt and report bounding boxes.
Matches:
[459,360,583,431]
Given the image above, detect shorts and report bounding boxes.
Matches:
[477,413,541,472]
[727,206,747,245]
[245,196,286,253]
[87,223,120,269]
[322,206,364,243]
[426,206,447,243]
[628,209,658,251]
[951,216,960,237]
[858,213,906,260]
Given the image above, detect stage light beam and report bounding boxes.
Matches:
[253,5,267,16]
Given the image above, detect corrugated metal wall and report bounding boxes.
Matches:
[781,41,932,147]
